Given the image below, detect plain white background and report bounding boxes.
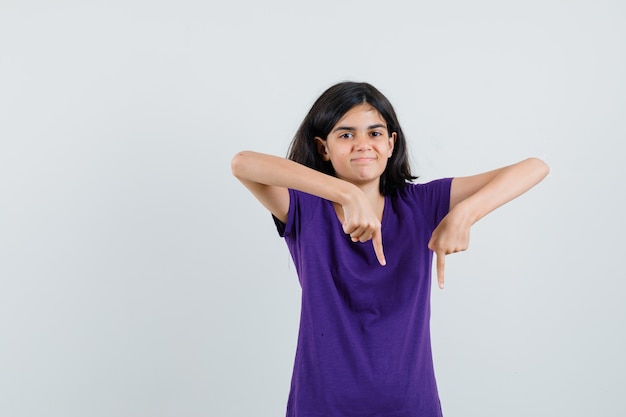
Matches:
[1,1,624,416]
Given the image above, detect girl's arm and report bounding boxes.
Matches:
[231,151,387,265]
[428,157,550,288]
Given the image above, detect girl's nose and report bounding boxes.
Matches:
[354,133,371,150]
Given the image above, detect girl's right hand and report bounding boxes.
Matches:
[231,151,387,266]
[339,194,386,266]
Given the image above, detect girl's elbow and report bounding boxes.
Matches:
[535,157,550,176]
[231,150,251,178]
[526,157,550,179]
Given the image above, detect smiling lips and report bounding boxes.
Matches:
[351,156,377,163]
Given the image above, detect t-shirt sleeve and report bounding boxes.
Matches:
[272,188,296,237]
[408,178,453,231]
[272,189,321,238]
[431,177,453,227]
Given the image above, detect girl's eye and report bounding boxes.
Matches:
[339,133,353,139]
[370,131,384,137]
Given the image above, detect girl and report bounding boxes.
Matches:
[231,82,549,417]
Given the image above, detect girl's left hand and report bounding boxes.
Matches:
[428,208,472,289]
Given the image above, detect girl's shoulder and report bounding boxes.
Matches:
[397,177,453,200]
[393,178,453,229]
[289,188,326,207]
[274,188,326,238]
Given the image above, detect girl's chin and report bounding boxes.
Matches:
[339,174,383,186]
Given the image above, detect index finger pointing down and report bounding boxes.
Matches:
[436,250,446,289]
[372,232,386,266]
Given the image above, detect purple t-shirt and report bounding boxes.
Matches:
[274,178,453,417]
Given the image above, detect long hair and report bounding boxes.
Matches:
[287,82,417,195]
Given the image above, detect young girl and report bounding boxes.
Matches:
[231,82,549,417]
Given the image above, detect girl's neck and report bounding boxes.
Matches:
[357,181,384,206]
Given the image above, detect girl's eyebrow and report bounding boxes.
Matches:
[331,124,386,133]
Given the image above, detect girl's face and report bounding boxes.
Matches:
[316,103,396,190]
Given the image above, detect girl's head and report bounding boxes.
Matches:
[287,81,416,195]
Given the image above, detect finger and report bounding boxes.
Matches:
[427,235,435,252]
[357,231,373,243]
[344,221,369,238]
[349,223,376,242]
[372,231,386,266]
[349,225,367,242]
[436,250,445,289]
[342,221,357,235]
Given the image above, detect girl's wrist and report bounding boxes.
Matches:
[335,181,362,206]
[450,199,480,227]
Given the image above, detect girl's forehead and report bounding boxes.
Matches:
[335,103,386,125]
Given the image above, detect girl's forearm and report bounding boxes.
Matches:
[231,150,360,205]
[456,157,550,225]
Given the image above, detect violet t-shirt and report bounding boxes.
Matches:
[274,178,453,417]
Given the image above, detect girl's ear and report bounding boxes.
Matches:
[388,132,397,158]
[315,137,330,161]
